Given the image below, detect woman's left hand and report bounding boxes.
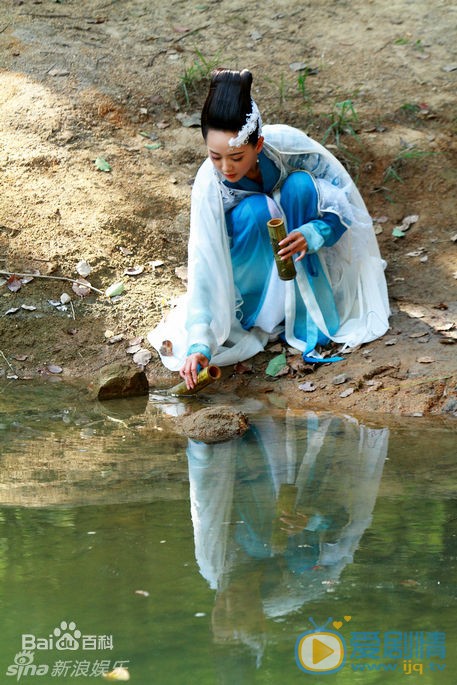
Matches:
[278,230,308,262]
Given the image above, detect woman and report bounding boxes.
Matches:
[148,68,390,389]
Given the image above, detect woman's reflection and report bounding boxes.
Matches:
[187,411,389,668]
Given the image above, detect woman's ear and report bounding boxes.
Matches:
[255,136,264,154]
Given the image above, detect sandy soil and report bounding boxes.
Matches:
[0,0,456,420]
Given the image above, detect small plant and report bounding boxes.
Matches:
[321,99,359,147]
[179,50,220,106]
[296,69,313,107]
[383,144,434,184]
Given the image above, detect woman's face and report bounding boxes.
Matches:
[206,129,264,183]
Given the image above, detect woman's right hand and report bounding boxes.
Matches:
[179,353,209,390]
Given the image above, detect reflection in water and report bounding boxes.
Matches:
[187,412,388,672]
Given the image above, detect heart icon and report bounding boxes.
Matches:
[333,621,343,630]
[344,616,352,622]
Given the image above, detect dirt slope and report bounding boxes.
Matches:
[0,0,456,419]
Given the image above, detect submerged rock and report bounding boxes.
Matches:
[89,361,149,401]
[180,405,249,444]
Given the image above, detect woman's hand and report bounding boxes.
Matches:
[278,230,308,262]
[179,353,209,390]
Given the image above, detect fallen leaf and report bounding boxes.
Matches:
[417,356,435,363]
[107,334,124,344]
[5,307,20,315]
[135,589,150,597]
[13,354,28,361]
[21,304,37,311]
[123,265,144,276]
[94,157,112,172]
[409,331,429,338]
[128,336,143,346]
[176,112,201,128]
[150,260,164,270]
[47,364,63,374]
[298,381,317,392]
[234,361,253,374]
[133,348,152,366]
[144,142,162,150]
[385,338,398,346]
[72,279,91,297]
[105,281,125,298]
[126,343,142,354]
[76,259,91,277]
[6,275,22,292]
[174,265,188,282]
[332,373,348,385]
[60,292,71,304]
[392,227,406,238]
[265,352,287,377]
[340,387,354,398]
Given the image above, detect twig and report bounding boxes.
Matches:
[172,23,210,43]
[0,350,15,374]
[0,270,104,295]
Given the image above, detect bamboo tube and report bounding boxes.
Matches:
[267,218,297,281]
[168,364,222,396]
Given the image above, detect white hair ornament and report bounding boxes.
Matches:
[228,99,262,148]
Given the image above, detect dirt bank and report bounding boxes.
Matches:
[0,0,456,419]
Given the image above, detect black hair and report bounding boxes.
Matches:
[200,68,260,144]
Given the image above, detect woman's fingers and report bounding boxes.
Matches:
[278,231,308,260]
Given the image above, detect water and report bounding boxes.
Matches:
[0,381,456,683]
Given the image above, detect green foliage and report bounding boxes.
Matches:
[179,50,220,106]
[383,144,434,184]
[321,99,359,147]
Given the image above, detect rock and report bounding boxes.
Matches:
[180,405,249,444]
[90,362,149,401]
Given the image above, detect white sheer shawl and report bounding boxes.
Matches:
[148,124,390,370]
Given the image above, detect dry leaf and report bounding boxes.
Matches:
[123,265,144,276]
[298,381,317,392]
[72,279,91,297]
[126,344,142,354]
[47,364,63,374]
[133,348,152,366]
[340,387,354,398]
[6,275,22,292]
[21,304,37,311]
[76,259,91,277]
[5,307,19,315]
[234,361,253,374]
[417,356,435,363]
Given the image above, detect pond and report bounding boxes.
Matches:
[0,381,456,684]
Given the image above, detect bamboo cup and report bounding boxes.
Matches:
[267,217,297,280]
[169,364,222,396]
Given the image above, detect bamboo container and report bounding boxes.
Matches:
[168,364,222,396]
[267,217,297,280]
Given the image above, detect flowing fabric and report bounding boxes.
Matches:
[148,124,390,370]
